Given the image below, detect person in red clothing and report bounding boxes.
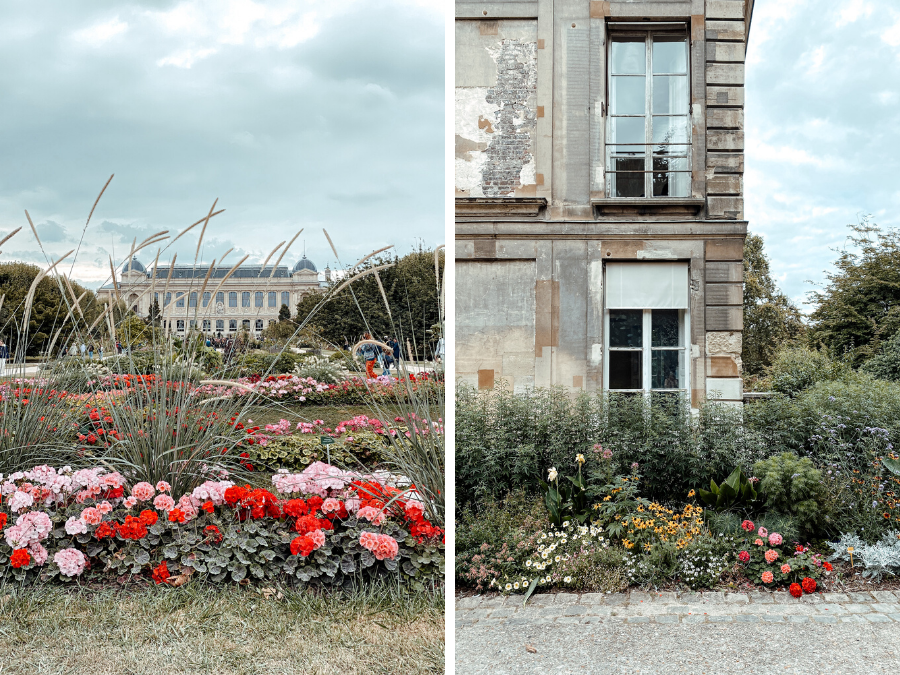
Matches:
[359,333,378,379]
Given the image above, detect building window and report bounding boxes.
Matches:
[165,292,172,306]
[242,292,251,308]
[202,319,211,331]
[255,319,263,330]
[281,291,290,308]
[217,291,225,305]
[216,319,224,332]
[268,291,277,307]
[229,319,237,331]
[242,319,251,330]
[202,292,211,307]
[176,320,185,331]
[604,263,689,393]
[229,292,237,307]
[189,319,197,329]
[189,292,197,308]
[176,293,185,307]
[268,319,276,326]
[255,291,264,308]
[607,32,690,198]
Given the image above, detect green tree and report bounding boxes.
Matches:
[295,248,443,359]
[808,218,900,366]
[148,298,161,326]
[278,303,292,322]
[742,233,806,376]
[0,262,102,357]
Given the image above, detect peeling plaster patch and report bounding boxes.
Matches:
[637,249,677,260]
[481,39,537,197]
[455,86,497,196]
[591,343,603,367]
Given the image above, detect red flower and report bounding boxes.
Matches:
[283,499,308,518]
[139,510,159,527]
[290,535,315,557]
[95,522,116,539]
[789,583,802,598]
[201,501,214,513]
[0,513,7,529]
[116,516,148,540]
[168,508,186,524]
[738,550,750,563]
[823,561,833,572]
[10,548,30,568]
[740,520,755,532]
[294,514,321,535]
[224,485,249,506]
[152,560,170,584]
[307,496,324,513]
[801,577,817,594]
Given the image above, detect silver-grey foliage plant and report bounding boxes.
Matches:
[829,531,900,580]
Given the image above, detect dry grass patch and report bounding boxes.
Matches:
[0,584,444,675]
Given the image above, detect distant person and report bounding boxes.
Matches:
[80,342,86,358]
[88,344,94,359]
[388,337,401,362]
[434,337,444,365]
[358,333,378,380]
[382,348,394,377]
[116,340,122,355]
[0,340,8,376]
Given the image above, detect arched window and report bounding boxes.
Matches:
[281,291,290,307]
[229,319,237,331]
[242,319,251,330]
[255,292,264,308]
[176,293,185,307]
[202,319,211,331]
[242,292,251,307]
[255,319,263,330]
[176,320,185,331]
[165,292,172,306]
[217,291,225,304]
[202,292,211,307]
[216,319,224,332]
[268,292,277,307]
[229,292,237,307]
[189,292,197,308]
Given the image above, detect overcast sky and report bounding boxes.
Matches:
[0,0,444,288]
[746,0,900,309]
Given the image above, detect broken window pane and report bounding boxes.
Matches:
[652,75,688,114]
[652,38,687,74]
[610,351,642,389]
[652,116,688,147]
[611,39,646,74]
[612,76,645,115]
[609,310,643,347]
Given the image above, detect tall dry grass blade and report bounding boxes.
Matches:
[327,263,395,297]
[88,303,113,332]
[0,295,5,317]
[352,246,394,271]
[108,256,122,307]
[24,210,41,246]
[61,275,85,320]
[374,270,392,321]
[172,209,225,245]
[260,241,285,272]
[270,230,302,278]
[195,199,218,262]
[23,250,74,332]
[206,255,249,302]
[323,229,340,261]
[138,231,169,250]
[196,259,217,317]
[0,227,22,249]
[86,175,114,228]
[47,326,63,358]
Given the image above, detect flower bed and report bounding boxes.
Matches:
[0,462,444,590]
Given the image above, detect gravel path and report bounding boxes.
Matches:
[456,590,900,674]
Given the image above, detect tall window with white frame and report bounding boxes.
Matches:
[607,29,690,198]
[604,263,689,395]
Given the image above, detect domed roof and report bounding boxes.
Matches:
[292,255,317,273]
[122,257,146,274]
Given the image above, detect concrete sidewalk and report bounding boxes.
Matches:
[456,590,900,673]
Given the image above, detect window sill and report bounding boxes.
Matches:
[456,197,547,218]
[592,197,705,217]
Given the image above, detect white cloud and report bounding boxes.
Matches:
[71,17,127,45]
[883,18,900,47]
[836,0,874,26]
[156,47,217,68]
[746,140,839,169]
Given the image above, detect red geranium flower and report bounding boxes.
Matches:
[168,508,186,524]
[738,550,750,563]
[789,583,802,598]
[823,561,833,572]
[152,561,170,584]
[224,485,249,506]
[0,513,7,529]
[201,501,214,513]
[307,496,324,512]
[801,577,816,594]
[290,535,315,557]
[740,520,755,532]
[10,548,30,568]
[95,522,116,539]
[204,525,223,543]
[139,510,158,526]
[283,499,308,518]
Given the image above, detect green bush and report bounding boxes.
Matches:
[294,356,346,384]
[249,431,386,471]
[753,452,826,537]
[861,331,900,382]
[762,346,848,397]
[239,351,304,376]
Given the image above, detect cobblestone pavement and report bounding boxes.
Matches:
[456,590,900,674]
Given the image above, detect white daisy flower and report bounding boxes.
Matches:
[505,583,512,591]
[513,582,520,590]
[564,576,572,583]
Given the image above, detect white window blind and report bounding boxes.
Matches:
[605,262,689,309]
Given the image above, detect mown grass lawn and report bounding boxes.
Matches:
[0,583,444,675]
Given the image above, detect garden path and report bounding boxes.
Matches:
[456,590,900,673]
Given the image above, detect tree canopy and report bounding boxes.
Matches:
[808,219,900,366]
[295,248,444,359]
[742,233,806,376]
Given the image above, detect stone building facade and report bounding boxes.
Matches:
[97,256,328,337]
[456,0,753,407]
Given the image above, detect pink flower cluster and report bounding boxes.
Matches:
[272,463,355,498]
[54,548,87,577]
[359,531,399,561]
[0,465,124,512]
[5,511,52,549]
[357,506,386,526]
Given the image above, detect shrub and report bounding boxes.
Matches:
[753,453,826,537]
[239,351,304,376]
[294,356,346,384]
[829,531,900,580]
[762,346,849,397]
[250,432,386,472]
[677,533,737,589]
